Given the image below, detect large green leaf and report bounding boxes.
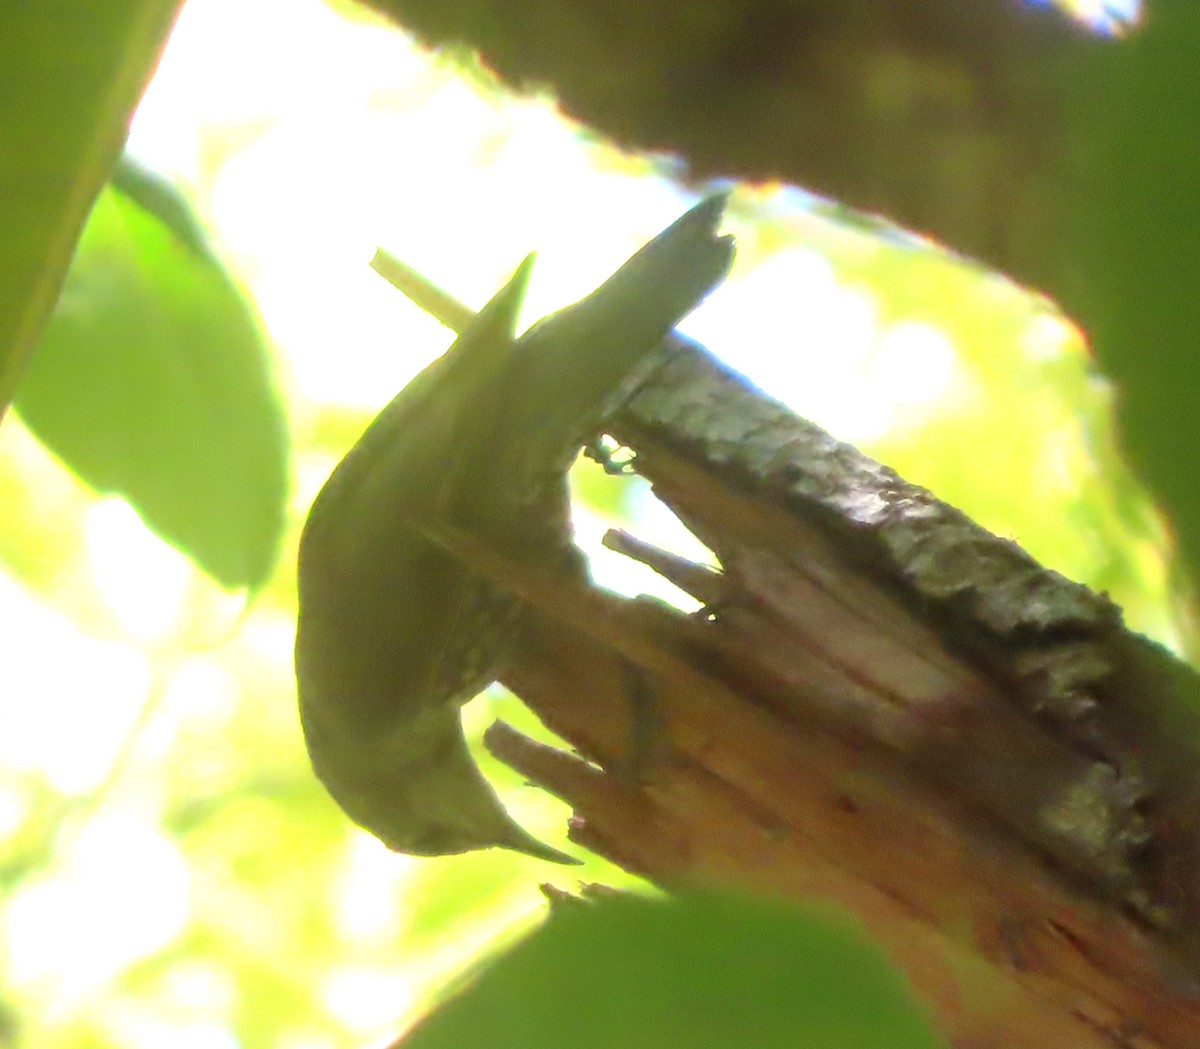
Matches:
[0,0,183,415]
[15,162,288,590]
[402,890,944,1049]
[1066,6,1200,592]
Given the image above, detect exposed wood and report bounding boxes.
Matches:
[461,339,1200,1049]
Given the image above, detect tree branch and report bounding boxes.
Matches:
[470,338,1200,1049]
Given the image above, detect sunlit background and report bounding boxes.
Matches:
[0,0,1169,1046]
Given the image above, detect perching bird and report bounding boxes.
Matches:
[295,195,734,861]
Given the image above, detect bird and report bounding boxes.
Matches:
[294,194,734,861]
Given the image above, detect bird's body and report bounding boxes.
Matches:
[295,196,734,859]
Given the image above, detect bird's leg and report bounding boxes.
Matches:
[583,435,639,476]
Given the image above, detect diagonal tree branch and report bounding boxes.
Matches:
[465,338,1200,1049]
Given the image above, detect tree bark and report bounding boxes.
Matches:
[459,338,1200,1049]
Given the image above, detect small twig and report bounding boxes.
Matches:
[370,247,475,333]
[602,528,727,606]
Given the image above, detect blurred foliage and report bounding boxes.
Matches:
[403,890,945,1049]
[0,1,1190,1048]
[15,159,288,591]
[0,0,182,413]
[1065,4,1200,630]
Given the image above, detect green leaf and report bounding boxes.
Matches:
[1063,9,1200,591]
[0,0,183,415]
[403,890,945,1049]
[15,164,288,590]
